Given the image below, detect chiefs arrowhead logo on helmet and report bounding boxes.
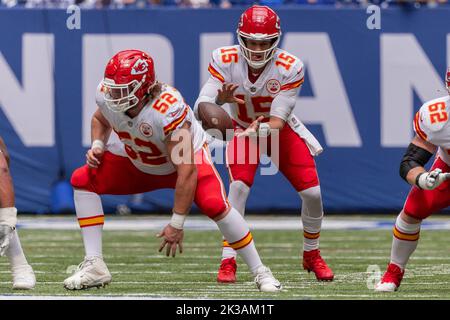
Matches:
[131,59,149,75]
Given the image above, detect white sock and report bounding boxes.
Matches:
[299,186,323,252]
[390,214,421,270]
[302,207,322,252]
[6,230,29,268]
[74,189,104,258]
[221,181,250,260]
[215,207,263,275]
[228,180,250,216]
[222,241,237,260]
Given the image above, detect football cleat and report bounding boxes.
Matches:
[375,263,404,292]
[63,256,112,290]
[12,264,36,290]
[217,257,237,283]
[303,249,334,281]
[254,265,282,292]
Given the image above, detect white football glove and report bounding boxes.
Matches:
[416,168,450,190]
[0,225,14,256]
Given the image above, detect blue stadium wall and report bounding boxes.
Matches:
[1,7,449,213]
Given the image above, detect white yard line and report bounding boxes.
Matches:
[15,216,450,231]
[0,293,443,300]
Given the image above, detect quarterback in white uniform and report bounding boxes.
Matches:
[195,5,333,283]
[376,68,450,292]
[202,44,305,129]
[64,49,281,292]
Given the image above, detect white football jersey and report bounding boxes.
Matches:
[202,45,304,128]
[96,82,206,175]
[413,95,450,165]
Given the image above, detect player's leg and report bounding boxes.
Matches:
[0,138,35,289]
[226,131,259,216]
[376,157,450,292]
[65,151,126,289]
[277,125,334,281]
[6,231,35,290]
[219,132,259,282]
[66,151,177,290]
[195,145,280,292]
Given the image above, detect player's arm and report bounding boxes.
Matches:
[239,61,304,137]
[399,135,450,190]
[0,137,13,207]
[237,90,297,138]
[195,79,244,119]
[166,121,197,216]
[194,49,243,117]
[0,137,17,256]
[86,108,112,168]
[237,115,286,138]
[157,121,197,257]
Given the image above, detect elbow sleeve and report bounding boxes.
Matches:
[399,143,433,181]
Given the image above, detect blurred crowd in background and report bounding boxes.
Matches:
[1,0,449,9]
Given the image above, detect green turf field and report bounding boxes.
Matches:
[1,228,450,299]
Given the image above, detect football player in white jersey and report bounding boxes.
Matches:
[0,137,35,289]
[63,49,281,292]
[375,68,450,292]
[194,5,334,283]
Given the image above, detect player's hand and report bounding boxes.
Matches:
[0,225,14,256]
[86,147,104,169]
[237,116,265,138]
[157,224,184,257]
[216,83,245,105]
[417,168,450,190]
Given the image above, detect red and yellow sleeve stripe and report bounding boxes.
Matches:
[281,78,304,91]
[163,107,188,136]
[78,215,104,228]
[393,226,420,242]
[414,111,428,141]
[228,232,253,250]
[208,64,225,83]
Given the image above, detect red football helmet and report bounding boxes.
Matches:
[237,5,281,69]
[446,67,450,95]
[102,49,156,113]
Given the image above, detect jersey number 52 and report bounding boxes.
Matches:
[117,131,166,165]
[428,102,448,124]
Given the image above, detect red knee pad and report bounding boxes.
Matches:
[196,196,228,219]
[403,191,433,220]
[228,166,255,187]
[289,166,319,192]
[403,207,430,220]
[71,166,95,192]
